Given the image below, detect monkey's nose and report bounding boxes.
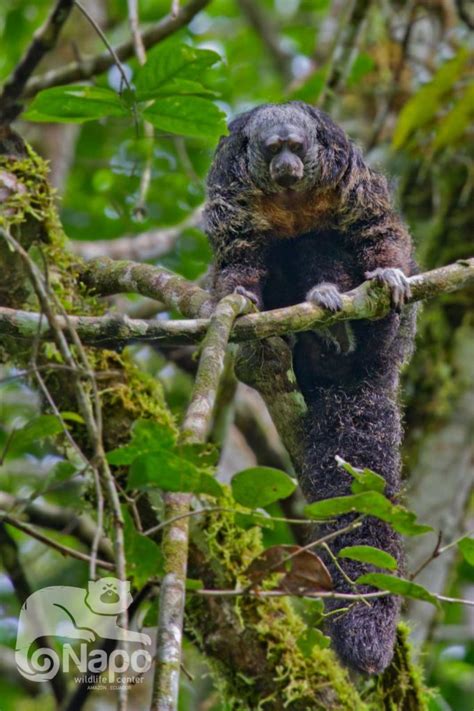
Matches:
[270,155,304,188]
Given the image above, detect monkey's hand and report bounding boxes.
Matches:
[306,282,343,312]
[365,267,411,312]
[234,285,262,311]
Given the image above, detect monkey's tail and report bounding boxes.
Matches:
[300,379,403,674]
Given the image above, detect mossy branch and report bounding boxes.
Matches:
[152,294,248,711]
[1,258,473,347]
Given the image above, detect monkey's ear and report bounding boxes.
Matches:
[228,107,259,135]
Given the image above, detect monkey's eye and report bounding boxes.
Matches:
[288,139,305,155]
[264,138,282,155]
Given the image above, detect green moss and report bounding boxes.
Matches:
[374,623,429,711]
[187,496,366,710]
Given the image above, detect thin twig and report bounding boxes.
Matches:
[74,1,132,93]
[127,0,155,218]
[0,513,114,570]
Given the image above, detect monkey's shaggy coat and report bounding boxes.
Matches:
[204,102,417,674]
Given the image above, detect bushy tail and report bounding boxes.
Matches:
[300,379,403,674]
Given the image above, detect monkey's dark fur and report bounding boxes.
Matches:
[204,102,417,675]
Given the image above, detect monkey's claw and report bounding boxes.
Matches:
[306,283,343,312]
[365,267,411,311]
[234,285,261,310]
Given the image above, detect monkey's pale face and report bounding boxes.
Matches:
[260,124,308,188]
[243,103,349,195]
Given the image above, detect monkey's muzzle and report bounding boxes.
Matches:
[270,152,304,188]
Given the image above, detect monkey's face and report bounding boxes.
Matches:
[242,103,350,194]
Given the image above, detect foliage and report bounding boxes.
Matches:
[0,0,473,709]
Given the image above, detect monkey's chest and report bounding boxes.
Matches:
[262,232,358,310]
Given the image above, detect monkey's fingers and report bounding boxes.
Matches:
[306,282,343,312]
[234,285,261,311]
[365,267,411,312]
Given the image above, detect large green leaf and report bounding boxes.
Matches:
[231,467,297,508]
[23,85,129,123]
[338,545,398,570]
[135,41,221,101]
[304,491,432,536]
[143,96,227,139]
[356,573,440,607]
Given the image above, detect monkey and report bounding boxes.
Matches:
[204,101,418,675]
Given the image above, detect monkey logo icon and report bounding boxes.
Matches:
[15,577,151,682]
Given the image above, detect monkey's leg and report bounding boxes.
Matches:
[300,378,403,674]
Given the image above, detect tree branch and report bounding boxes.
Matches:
[0,0,75,122]
[1,258,472,347]
[0,491,114,560]
[151,293,248,711]
[22,0,212,99]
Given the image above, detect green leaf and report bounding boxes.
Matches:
[336,456,386,494]
[356,573,440,607]
[393,48,469,149]
[143,96,227,139]
[433,83,474,150]
[23,85,129,124]
[60,411,85,424]
[9,415,64,455]
[231,467,297,508]
[135,41,221,101]
[458,537,474,566]
[107,419,176,465]
[304,492,432,537]
[123,508,163,587]
[338,545,398,570]
[128,450,223,497]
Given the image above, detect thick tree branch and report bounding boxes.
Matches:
[80,255,214,317]
[22,0,212,99]
[2,258,473,347]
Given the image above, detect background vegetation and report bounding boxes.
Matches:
[0,0,472,709]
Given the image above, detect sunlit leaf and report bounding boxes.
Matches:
[23,85,129,123]
[135,41,221,101]
[144,96,227,139]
